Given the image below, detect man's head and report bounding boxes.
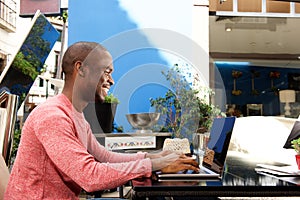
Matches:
[61,41,114,106]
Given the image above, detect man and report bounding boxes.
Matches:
[4,41,199,199]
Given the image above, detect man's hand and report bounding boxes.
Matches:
[160,154,199,174]
[150,153,199,173]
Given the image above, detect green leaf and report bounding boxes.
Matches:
[104,93,120,104]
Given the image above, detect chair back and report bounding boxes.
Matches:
[0,155,9,200]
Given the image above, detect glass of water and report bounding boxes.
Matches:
[192,132,209,166]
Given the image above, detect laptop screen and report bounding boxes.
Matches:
[202,116,236,174]
[283,120,300,149]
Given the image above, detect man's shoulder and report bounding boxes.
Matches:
[30,94,72,117]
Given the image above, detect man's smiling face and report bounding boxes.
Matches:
[95,64,114,103]
[78,49,114,104]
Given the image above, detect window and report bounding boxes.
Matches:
[0,53,7,75]
[0,0,17,32]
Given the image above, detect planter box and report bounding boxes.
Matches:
[83,103,117,133]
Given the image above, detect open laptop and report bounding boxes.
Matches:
[157,116,236,180]
[283,119,300,149]
[254,119,300,177]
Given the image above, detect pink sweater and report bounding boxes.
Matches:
[4,94,152,199]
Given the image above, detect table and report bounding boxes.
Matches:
[130,151,300,199]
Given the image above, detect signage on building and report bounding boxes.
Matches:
[20,0,61,17]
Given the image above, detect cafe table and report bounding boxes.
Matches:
[130,151,300,200]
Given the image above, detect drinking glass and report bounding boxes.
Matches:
[192,132,209,166]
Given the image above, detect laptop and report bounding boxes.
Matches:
[255,163,300,177]
[283,120,300,149]
[253,119,300,178]
[157,116,236,180]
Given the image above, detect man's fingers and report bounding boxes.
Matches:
[180,158,199,167]
[181,164,200,172]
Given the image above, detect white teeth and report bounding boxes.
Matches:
[103,88,109,93]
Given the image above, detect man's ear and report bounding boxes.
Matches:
[75,61,85,77]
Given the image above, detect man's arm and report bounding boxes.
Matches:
[35,113,152,192]
[85,126,147,163]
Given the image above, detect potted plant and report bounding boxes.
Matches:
[84,93,120,133]
[103,93,120,104]
[150,66,224,142]
[96,93,120,133]
[291,138,300,169]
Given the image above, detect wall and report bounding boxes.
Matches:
[68,0,209,132]
[216,63,300,117]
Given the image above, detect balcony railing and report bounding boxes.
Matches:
[0,0,16,32]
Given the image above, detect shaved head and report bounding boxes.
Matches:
[62,41,107,79]
[60,41,114,111]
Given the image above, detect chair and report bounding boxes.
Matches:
[0,155,9,200]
